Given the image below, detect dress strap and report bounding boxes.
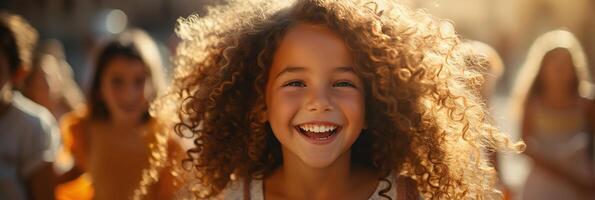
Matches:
[396,176,419,200]
[243,178,251,200]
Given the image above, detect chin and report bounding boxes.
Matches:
[296,150,343,169]
[300,158,335,169]
[114,112,145,122]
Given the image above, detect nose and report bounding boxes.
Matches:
[305,86,333,112]
[123,84,143,102]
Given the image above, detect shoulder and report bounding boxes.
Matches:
[220,178,247,200]
[59,108,91,155]
[171,178,250,200]
[11,92,58,133]
[60,108,89,136]
[370,172,420,200]
[8,93,62,171]
[10,93,60,151]
[219,178,262,200]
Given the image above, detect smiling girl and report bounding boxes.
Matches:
[155,0,524,199]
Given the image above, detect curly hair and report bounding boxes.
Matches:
[154,0,524,199]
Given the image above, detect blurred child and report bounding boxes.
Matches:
[59,29,182,200]
[155,0,524,199]
[511,29,595,200]
[0,12,61,200]
[22,40,86,182]
[23,39,85,120]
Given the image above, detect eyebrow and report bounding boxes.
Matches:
[275,65,355,79]
[275,65,306,79]
[335,66,355,73]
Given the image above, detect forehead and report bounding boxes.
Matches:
[281,23,346,48]
[104,56,148,76]
[544,48,572,62]
[271,23,352,69]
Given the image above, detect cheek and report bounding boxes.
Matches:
[335,92,365,126]
[541,65,558,82]
[100,81,119,106]
[543,65,573,84]
[561,68,575,81]
[268,91,302,124]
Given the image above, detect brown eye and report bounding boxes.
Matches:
[111,77,123,88]
[283,80,306,87]
[333,81,356,88]
[135,77,146,88]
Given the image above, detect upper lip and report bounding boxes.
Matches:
[295,121,341,126]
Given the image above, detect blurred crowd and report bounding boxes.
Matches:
[0,0,594,200]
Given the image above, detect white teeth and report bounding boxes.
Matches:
[299,124,338,133]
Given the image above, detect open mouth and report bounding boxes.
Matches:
[295,123,341,141]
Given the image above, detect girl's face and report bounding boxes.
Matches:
[539,48,576,94]
[100,56,153,123]
[265,23,366,168]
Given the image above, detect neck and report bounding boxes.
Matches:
[271,148,355,199]
[539,89,577,107]
[109,116,144,128]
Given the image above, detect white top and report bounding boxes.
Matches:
[0,93,61,200]
[222,172,398,200]
[523,101,594,199]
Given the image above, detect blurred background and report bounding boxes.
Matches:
[2,0,593,93]
[1,0,593,199]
